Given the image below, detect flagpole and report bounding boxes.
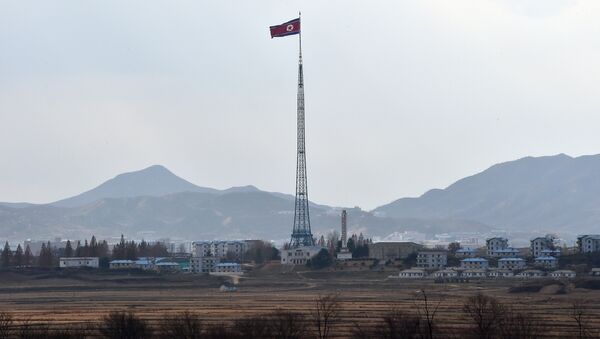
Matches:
[298,11,302,64]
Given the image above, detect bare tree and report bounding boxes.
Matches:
[498,307,542,339]
[462,293,505,339]
[0,312,13,338]
[415,290,440,339]
[311,293,341,339]
[98,311,152,339]
[233,315,273,338]
[571,299,592,339]
[268,310,308,339]
[161,312,203,339]
[378,309,421,339]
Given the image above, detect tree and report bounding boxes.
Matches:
[161,311,203,338]
[0,312,14,338]
[571,299,591,339]
[498,307,542,339]
[99,311,152,339]
[311,294,341,339]
[23,245,32,266]
[463,293,505,339]
[307,249,333,269]
[1,242,12,268]
[65,240,73,258]
[90,235,98,256]
[415,290,440,339]
[13,244,23,267]
[38,242,54,268]
[448,242,461,255]
[268,311,307,339]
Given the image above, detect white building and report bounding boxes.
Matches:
[192,240,247,260]
[109,260,135,269]
[211,263,243,275]
[486,237,508,257]
[531,236,560,258]
[416,251,447,269]
[398,268,426,278]
[456,248,477,258]
[462,269,487,278]
[534,256,558,269]
[281,246,322,265]
[577,235,600,253]
[190,256,220,273]
[488,269,514,278]
[591,268,600,276]
[460,258,489,269]
[498,257,526,270]
[550,270,576,278]
[433,269,458,278]
[59,257,99,268]
[517,270,544,278]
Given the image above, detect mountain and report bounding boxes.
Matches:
[374,153,600,233]
[51,165,217,207]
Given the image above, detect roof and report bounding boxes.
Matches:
[110,260,134,264]
[156,262,179,266]
[456,248,477,252]
[216,263,241,267]
[552,270,575,273]
[60,257,98,260]
[461,258,488,262]
[535,256,557,260]
[578,234,600,239]
[400,269,425,273]
[499,257,524,261]
[486,237,507,242]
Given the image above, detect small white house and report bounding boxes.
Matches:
[398,268,426,279]
[109,260,135,269]
[59,257,99,268]
[591,268,600,276]
[462,269,487,278]
[280,246,323,265]
[498,257,526,270]
[517,270,544,278]
[534,256,558,269]
[433,269,458,278]
[488,269,514,278]
[550,270,576,278]
[211,263,243,275]
[460,258,489,269]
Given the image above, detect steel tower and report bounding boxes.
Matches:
[290,29,315,248]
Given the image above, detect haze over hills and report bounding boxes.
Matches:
[375,153,600,234]
[1,154,599,241]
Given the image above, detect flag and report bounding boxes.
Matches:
[270,18,300,38]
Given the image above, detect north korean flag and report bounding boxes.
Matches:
[270,18,301,38]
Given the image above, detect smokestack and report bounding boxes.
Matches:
[341,210,347,250]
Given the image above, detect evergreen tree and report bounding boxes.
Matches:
[13,244,23,267]
[90,235,98,256]
[23,244,32,266]
[83,239,89,257]
[65,240,73,257]
[98,240,109,258]
[1,242,11,268]
[75,240,82,257]
[38,242,54,268]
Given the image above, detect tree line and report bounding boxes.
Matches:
[0,292,597,338]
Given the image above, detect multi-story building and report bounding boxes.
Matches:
[460,258,489,269]
[498,257,526,270]
[486,237,508,257]
[59,257,99,268]
[192,240,248,260]
[189,256,220,273]
[416,251,447,269]
[212,263,242,275]
[456,248,478,258]
[577,235,600,253]
[369,242,424,261]
[531,235,560,258]
[280,246,322,265]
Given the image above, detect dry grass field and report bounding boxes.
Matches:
[1,265,599,338]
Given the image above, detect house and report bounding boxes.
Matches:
[109,260,135,269]
[192,240,248,260]
[488,269,514,278]
[498,257,526,270]
[462,269,487,278]
[460,258,489,269]
[517,270,544,278]
[59,257,99,269]
[398,268,426,278]
[369,242,424,261]
[416,250,447,269]
[190,256,220,273]
[577,235,600,253]
[433,269,458,278]
[534,256,558,269]
[456,248,477,258]
[591,268,600,276]
[156,262,181,272]
[280,246,322,265]
[486,237,508,257]
[550,270,576,278]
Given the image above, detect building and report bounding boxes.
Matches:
[460,258,489,269]
[577,235,600,253]
[398,268,426,278]
[456,248,477,258]
[498,257,526,270]
[337,210,353,260]
[462,269,487,278]
[109,260,135,269]
[433,269,458,278]
[190,256,220,273]
[416,251,447,269]
[192,240,247,260]
[534,256,558,268]
[59,257,99,268]
[531,235,561,258]
[212,263,242,275]
[550,270,576,278]
[156,262,181,272]
[517,270,544,278]
[488,269,514,278]
[280,246,322,265]
[486,237,508,257]
[369,242,424,261]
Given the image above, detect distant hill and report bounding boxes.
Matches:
[51,165,218,207]
[374,154,600,233]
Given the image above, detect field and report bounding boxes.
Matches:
[1,265,600,338]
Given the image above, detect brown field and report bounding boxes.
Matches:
[1,265,600,338]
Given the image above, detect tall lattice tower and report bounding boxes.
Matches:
[290,27,315,248]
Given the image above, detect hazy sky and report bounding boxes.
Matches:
[1,0,599,209]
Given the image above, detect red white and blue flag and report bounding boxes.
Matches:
[270,18,300,38]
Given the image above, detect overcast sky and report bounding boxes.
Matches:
[1,0,599,209]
